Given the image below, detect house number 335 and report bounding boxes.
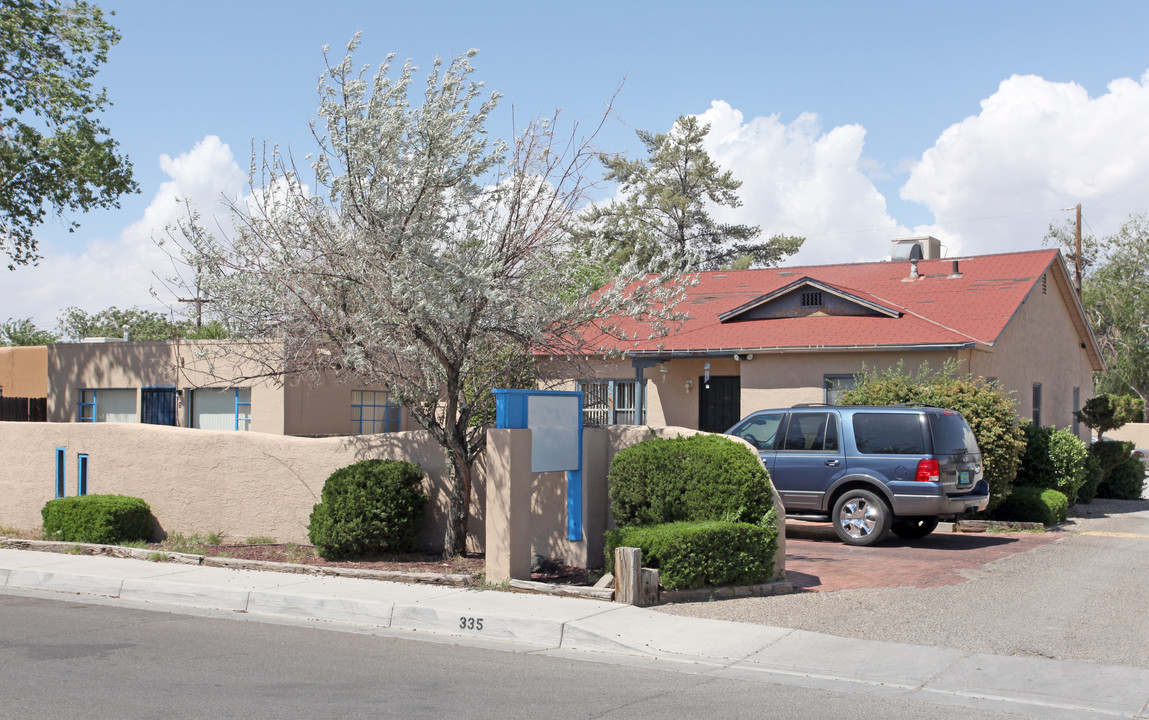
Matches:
[459,617,483,631]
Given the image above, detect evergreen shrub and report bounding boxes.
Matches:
[41,495,152,544]
[837,361,1025,513]
[308,459,427,559]
[1097,455,1147,500]
[608,434,775,528]
[1014,423,1088,505]
[991,486,1067,525]
[1077,454,1103,504]
[604,521,777,590]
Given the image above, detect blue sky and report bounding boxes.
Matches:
[7,0,1149,327]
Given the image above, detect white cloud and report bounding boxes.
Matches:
[4,136,246,328]
[695,101,908,266]
[902,71,1149,257]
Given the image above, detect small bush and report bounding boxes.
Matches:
[991,486,1067,525]
[608,434,774,528]
[41,495,152,544]
[1097,455,1147,500]
[308,459,427,559]
[1014,424,1088,505]
[604,520,778,590]
[1090,439,1134,475]
[1078,454,1103,504]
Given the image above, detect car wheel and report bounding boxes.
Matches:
[890,517,940,539]
[831,489,891,546]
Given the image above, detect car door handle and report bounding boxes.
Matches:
[825,459,840,467]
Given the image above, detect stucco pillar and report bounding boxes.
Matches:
[485,428,533,583]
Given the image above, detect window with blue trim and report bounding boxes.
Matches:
[351,390,399,434]
[55,447,66,498]
[191,388,252,431]
[577,380,639,427]
[77,454,89,496]
[78,388,137,422]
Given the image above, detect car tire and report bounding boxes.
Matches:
[831,489,891,546]
[890,517,940,539]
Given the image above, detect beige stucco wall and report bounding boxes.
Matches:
[0,346,48,397]
[0,421,484,552]
[283,373,410,437]
[966,270,1098,440]
[1108,423,1149,448]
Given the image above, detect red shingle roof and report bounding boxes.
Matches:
[574,249,1066,356]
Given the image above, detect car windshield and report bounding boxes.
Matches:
[929,411,979,455]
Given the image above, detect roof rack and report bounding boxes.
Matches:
[791,402,838,408]
[890,403,940,408]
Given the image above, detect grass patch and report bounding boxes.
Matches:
[244,536,276,545]
[0,525,44,540]
[147,552,170,562]
[157,531,224,554]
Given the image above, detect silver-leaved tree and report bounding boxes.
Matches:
[165,37,686,558]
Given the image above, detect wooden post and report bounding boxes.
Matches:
[614,547,641,605]
[639,567,660,606]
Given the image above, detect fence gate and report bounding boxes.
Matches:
[141,388,178,426]
[0,396,46,422]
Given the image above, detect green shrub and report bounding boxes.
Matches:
[991,486,1067,525]
[838,361,1025,512]
[1014,423,1088,505]
[308,459,427,559]
[1090,439,1134,475]
[1078,454,1103,504]
[1097,455,1147,500]
[608,434,775,528]
[604,520,778,590]
[41,495,152,544]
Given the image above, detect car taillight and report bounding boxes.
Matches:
[915,458,940,482]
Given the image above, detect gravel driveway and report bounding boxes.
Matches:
[656,497,1149,668]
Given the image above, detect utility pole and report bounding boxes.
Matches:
[1074,203,1082,298]
[177,267,211,329]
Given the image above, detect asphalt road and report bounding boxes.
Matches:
[658,497,1149,668]
[0,594,1032,720]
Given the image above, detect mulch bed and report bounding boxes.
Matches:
[158,543,592,585]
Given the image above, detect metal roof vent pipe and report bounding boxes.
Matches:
[948,260,962,278]
[123,324,131,342]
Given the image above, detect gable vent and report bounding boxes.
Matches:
[801,291,824,308]
[1042,273,1047,294]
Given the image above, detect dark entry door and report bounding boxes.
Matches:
[141,388,178,426]
[698,375,740,432]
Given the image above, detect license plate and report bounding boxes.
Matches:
[958,469,971,487]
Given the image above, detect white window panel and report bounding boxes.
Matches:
[81,389,138,423]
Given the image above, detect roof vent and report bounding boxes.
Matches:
[948,260,962,278]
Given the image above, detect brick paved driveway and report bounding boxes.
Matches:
[783,523,1062,592]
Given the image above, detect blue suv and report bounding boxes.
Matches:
[726,404,989,546]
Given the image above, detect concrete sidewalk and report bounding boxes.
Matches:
[2,547,1147,720]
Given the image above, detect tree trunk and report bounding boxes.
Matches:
[442,450,474,560]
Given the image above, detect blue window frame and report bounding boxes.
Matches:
[78,392,96,422]
[351,390,399,434]
[77,454,89,496]
[55,447,66,498]
[235,389,251,431]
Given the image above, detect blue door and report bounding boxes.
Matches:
[141,388,178,426]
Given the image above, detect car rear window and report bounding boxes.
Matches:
[852,413,928,454]
[928,412,979,455]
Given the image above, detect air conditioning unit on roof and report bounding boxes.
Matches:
[891,236,941,261]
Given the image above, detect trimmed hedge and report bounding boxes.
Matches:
[41,495,153,544]
[1097,455,1147,500]
[1014,423,1088,505]
[608,434,774,528]
[1078,454,1104,505]
[604,521,777,590]
[308,459,427,559]
[991,486,1067,525]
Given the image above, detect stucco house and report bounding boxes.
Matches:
[0,339,407,436]
[547,242,1104,441]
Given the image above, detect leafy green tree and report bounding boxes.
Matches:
[166,38,685,558]
[1047,213,1149,416]
[0,317,57,345]
[577,115,803,275]
[1074,394,1144,439]
[56,305,228,341]
[0,0,137,269]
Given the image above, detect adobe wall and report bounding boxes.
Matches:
[0,346,48,397]
[1108,423,1149,448]
[0,421,482,552]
